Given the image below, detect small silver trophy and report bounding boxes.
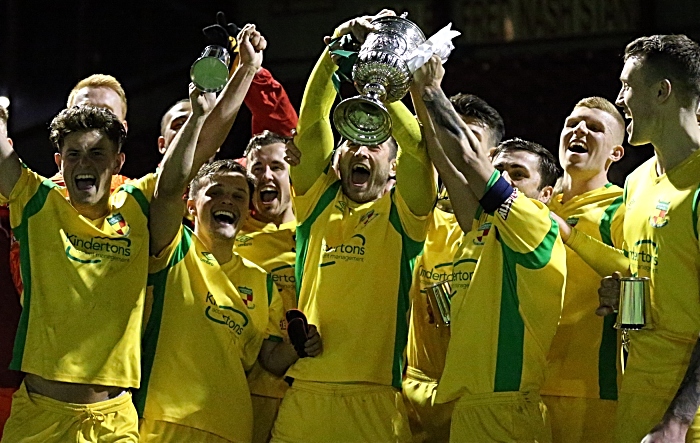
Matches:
[614,276,654,330]
[190,45,231,93]
[425,281,453,327]
[333,14,426,145]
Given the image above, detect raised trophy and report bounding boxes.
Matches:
[333,14,426,145]
[190,45,231,93]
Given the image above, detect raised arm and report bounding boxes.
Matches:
[409,56,479,229]
[389,100,437,217]
[289,49,338,196]
[149,86,214,255]
[193,24,266,168]
[0,124,21,199]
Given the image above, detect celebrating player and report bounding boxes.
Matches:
[402,93,504,443]
[412,55,566,442]
[270,10,436,443]
[540,96,626,443]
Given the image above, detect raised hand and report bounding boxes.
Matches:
[323,9,396,46]
[237,24,266,71]
[188,83,215,118]
[412,54,445,93]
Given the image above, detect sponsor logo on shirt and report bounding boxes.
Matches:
[625,239,659,273]
[649,200,670,228]
[64,233,132,263]
[205,291,249,335]
[321,234,366,264]
[419,262,453,283]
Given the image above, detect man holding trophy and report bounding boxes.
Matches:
[270,10,436,443]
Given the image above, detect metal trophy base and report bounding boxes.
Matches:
[190,45,231,93]
[334,93,392,145]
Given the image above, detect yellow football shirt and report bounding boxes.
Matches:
[406,208,462,380]
[235,217,297,400]
[542,184,624,400]
[135,226,283,443]
[0,166,152,388]
[286,169,429,388]
[436,172,566,403]
[619,150,700,400]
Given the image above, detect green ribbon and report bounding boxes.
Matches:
[328,35,358,94]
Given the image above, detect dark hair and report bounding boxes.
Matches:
[243,130,291,158]
[624,34,700,105]
[189,159,256,201]
[450,93,505,146]
[49,105,126,152]
[492,138,562,189]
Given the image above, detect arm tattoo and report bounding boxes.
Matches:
[666,336,700,424]
[421,87,467,139]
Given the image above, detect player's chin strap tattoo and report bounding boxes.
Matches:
[653,334,700,433]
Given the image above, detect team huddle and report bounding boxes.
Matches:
[0,8,699,443]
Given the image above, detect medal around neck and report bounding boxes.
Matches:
[333,15,426,145]
[190,45,231,93]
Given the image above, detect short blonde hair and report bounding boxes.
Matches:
[575,96,625,136]
[66,74,127,119]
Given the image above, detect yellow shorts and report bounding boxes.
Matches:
[251,395,282,443]
[541,395,615,443]
[450,391,551,443]
[402,367,452,443]
[139,419,232,443]
[270,380,412,443]
[1,381,138,443]
[615,392,700,443]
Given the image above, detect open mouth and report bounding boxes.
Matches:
[351,164,371,185]
[213,209,236,225]
[567,141,588,154]
[259,185,278,204]
[74,174,97,191]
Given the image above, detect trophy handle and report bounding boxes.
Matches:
[333,83,392,145]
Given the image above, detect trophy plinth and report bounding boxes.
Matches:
[190,45,231,93]
[333,15,426,145]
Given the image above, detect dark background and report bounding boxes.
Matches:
[2,0,699,184]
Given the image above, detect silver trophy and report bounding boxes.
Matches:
[425,281,452,327]
[333,14,426,145]
[190,45,231,93]
[614,277,654,330]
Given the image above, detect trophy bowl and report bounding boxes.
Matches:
[333,15,426,145]
[190,45,231,93]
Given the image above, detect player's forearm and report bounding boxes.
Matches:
[195,64,258,164]
[412,88,478,226]
[290,51,338,195]
[566,228,629,277]
[652,335,700,437]
[258,339,299,377]
[421,85,494,198]
[0,135,21,199]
